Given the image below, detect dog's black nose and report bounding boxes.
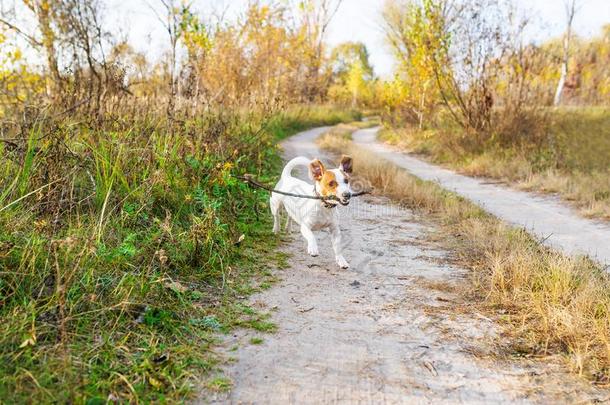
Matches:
[342,191,351,199]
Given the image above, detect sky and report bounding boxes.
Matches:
[107,0,610,78]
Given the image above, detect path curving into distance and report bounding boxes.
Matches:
[200,126,604,404]
[353,127,610,268]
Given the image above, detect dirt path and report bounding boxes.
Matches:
[200,127,606,404]
[353,127,610,268]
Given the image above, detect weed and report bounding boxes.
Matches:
[206,376,232,392]
[249,337,264,345]
[259,282,272,290]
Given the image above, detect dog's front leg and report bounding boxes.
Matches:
[300,224,319,257]
[330,224,349,269]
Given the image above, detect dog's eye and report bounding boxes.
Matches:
[328,180,337,187]
[344,179,349,184]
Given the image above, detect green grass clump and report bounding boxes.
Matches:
[0,104,356,403]
[206,376,232,392]
[249,337,264,345]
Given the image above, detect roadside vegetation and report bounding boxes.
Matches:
[320,130,610,385]
[0,106,358,403]
[0,0,360,402]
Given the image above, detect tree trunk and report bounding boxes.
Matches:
[554,59,568,106]
[38,3,62,98]
[554,0,576,106]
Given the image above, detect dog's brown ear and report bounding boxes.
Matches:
[309,159,325,181]
[340,155,353,175]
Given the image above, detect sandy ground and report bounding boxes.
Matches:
[353,127,610,267]
[198,127,607,404]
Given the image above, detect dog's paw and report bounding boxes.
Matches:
[336,256,350,269]
[307,246,319,257]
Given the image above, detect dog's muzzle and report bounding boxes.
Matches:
[339,192,351,206]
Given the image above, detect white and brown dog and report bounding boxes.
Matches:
[270,155,353,269]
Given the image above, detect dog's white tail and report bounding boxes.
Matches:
[281,156,311,179]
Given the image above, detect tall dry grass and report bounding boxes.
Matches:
[380,108,610,220]
[320,131,610,382]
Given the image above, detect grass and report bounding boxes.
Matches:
[206,376,232,392]
[380,107,610,220]
[0,105,359,403]
[320,129,610,384]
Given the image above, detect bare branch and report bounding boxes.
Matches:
[0,17,42,47]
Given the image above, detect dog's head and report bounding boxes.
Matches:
[309,155,353,206]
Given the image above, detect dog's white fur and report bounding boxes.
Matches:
[270,156,353,269]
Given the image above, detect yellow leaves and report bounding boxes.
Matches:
[6,79,17,92]
[298,0,314,13]
[259,5,270,19]
[180,6,212,58]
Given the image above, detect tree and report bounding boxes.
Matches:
[148,0,185,119]
[0,1,63,97]
[383,0,450,127]
[179,5,211,100]
[296,0,344,100]
[345,60,367,107]
[386,0,539,133]
[58,0,117,115]
[327,42,374,107]
[553,0,579,106]
[329,42,373,83]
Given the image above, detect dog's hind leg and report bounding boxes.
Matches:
[270,195,282,234]
[284,214,294,232]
